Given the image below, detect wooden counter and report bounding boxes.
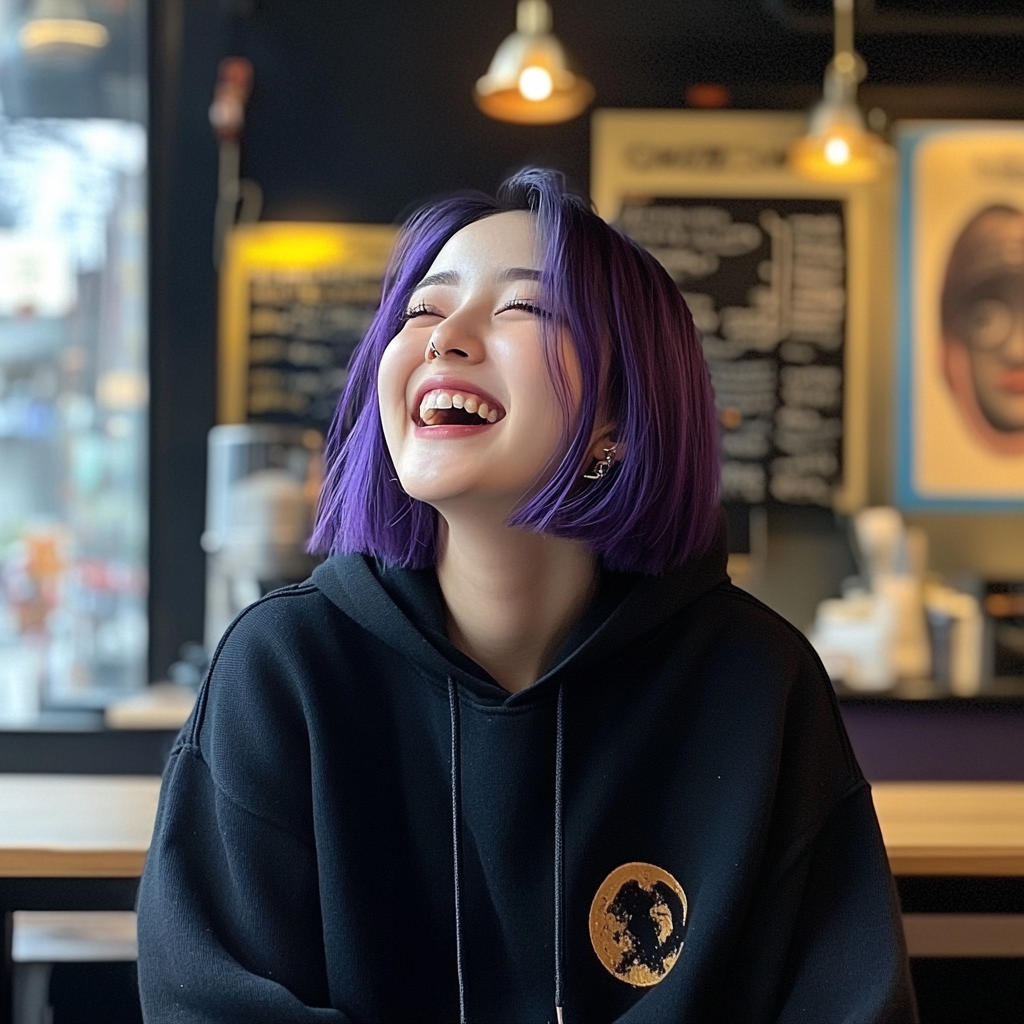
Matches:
[1,776,1022,879]
[0,775,160,878]
[873,782,1024,876]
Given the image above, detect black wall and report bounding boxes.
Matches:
[148,0,1024,681]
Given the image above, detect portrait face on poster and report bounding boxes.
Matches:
[898,124,1024,507]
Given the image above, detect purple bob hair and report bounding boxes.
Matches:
[310,168,720,575]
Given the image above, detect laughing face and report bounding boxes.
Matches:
[377,211,580,518]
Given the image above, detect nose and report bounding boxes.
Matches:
[425,336,470,361]
[425,309,484,364]
[1004,319,1024,364]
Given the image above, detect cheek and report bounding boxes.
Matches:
[376,341,424,474]
[509,351,573,457]
[377,341,413,429]
[969,352,999,388]
[530,333,582,441]
[558,337,584,412]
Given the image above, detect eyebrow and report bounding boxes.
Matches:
[498,266,542,283]
[412,266,542,291]
[414,270,460,290]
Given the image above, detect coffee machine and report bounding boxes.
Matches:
[202,424,322,651]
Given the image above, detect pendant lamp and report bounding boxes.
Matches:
[19,0,108,54]
[475,0,594,125]
[788,0,891,183]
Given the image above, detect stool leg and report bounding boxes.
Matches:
[12,964,52,1024]
[2,911,13,1024]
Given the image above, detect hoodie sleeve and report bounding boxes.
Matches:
[136,592,351,1023]
[137,745,349,1023]
[773,785,917,1024]
[715,783,916,1024]
[710,592,918,1024]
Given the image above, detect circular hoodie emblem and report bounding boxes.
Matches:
[589,862,688,987]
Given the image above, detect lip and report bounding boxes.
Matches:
[998,369,1024,394]
[413,422,498,439]
[411,375,507,423]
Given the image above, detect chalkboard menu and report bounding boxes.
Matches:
[219,223,397,430]
[592,110,877,514]
[246,273,379,430]
[619,197,847,507]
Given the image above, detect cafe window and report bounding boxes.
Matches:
[0,0,147,722]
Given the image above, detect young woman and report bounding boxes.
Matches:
[137,169,915,1023]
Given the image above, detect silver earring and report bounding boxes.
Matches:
[583,443,618,480]
[427,339,441,360]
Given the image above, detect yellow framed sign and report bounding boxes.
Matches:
[219,222,397,427]
[592,109,883,512]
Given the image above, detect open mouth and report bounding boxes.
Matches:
[415,388,506,428]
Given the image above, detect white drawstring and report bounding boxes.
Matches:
[448,677,468,1024]
[554,683,566,1024]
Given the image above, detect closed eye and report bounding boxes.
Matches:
[496,298,551,318]
[400,303,444,323]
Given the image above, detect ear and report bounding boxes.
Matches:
[586,421,625,463]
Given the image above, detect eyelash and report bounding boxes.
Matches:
[499,298,551,318]
[399,303,437,322]
[399,297,551,322]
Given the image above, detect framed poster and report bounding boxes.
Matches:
[592,109,880,512]
[896,122,1024,509]
[219,222,397,430]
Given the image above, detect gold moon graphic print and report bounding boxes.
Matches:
[589,862,688,987]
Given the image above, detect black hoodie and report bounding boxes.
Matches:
[137,528,916,1023]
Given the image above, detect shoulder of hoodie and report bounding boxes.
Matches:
[710,583,872,855]
[681,578,830,676]
[681,579,863,780]
[157,585,324,842]
[190,576,372,713]
[181,582,363,767]
[208,578,342,660]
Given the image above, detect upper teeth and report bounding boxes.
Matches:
[419,390,499,424]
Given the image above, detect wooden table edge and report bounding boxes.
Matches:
[0,849,148,878]
[887,849,1024,876]
[2,846,1022,880]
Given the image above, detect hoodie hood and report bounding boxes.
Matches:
[310,515,729,704]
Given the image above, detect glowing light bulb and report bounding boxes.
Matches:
[824,137,851,166]
[518,66,553,102]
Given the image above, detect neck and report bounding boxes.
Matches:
[435,509,597,694]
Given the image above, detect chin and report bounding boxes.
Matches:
[401,477,528,517]
[979,401,1024,434]
[397,473,478,507]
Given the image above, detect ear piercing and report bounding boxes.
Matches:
[427,339,441,360]
[583,443,618,480]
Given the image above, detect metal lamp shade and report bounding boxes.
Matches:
[789,99,893,184]
[474,1,593,125]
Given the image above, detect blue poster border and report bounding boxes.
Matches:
[894,122,1024,512]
